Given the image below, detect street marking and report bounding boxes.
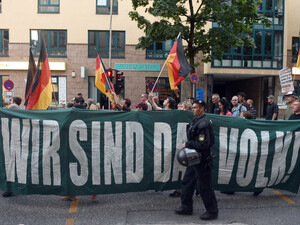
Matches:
[273,190,295,204]
[69,198,80,213]
[65,218,74,225]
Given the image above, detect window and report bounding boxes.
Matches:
[0,0,2,13]
[146,40,173,59]
[212,0,284,69]
[292,37,299,63]
[51,76,67,106]
[212,30,283,69]
[88,31,125,58]
[96,0,118,14]
[0,30,9,56]
[30,30,67,57]
[38,0,60,13]
[257,0,284,25]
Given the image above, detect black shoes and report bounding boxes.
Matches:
[169,190,181,197]
[2,192,13,197]
[253,190,263,197]
[220,191,235,195]
[175,207,193,215]
[200,211,218,220]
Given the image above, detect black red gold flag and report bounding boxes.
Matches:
[166,34,192,90]
[26,38,52,110]
[24,49,36,106]
[95,55,115,103]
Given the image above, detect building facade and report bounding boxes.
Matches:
[0,0,299,117]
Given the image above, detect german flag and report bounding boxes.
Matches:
[24,48,36,107]
[166,34,192,90]
[95,55,114,103]
[26,38,52,110]
[296,47,300,68]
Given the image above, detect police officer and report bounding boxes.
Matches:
[175,100,218,220]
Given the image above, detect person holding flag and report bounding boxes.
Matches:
[150,33,192,95]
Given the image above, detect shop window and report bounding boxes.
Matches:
[38,0,60,13]
[146,40,173,59]
[30,30,67,57]
[0,30,9,56]
[88,30,125,58]
[96,0,118,14]
[292,37,299,63]
[0,75,9,107]
[51,76,67,107]
[88,76,98,103]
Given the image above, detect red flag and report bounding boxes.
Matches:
[24,48,36,107]
[166,34,192,90]
[26,38,52,110]
[95,55,115,103]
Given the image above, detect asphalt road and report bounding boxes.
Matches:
[0,188,299,225]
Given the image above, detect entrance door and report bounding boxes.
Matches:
[261,76,275,117]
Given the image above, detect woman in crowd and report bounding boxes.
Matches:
[218,98,232,116]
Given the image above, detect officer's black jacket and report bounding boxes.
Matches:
[185,114,214,157]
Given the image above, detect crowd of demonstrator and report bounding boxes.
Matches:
[209,91,300,121]
[2,91,300,221]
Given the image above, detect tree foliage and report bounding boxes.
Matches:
[129,0,270,68]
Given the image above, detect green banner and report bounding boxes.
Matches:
[0,108,299,195]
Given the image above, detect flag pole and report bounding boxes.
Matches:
[150,32,182,93]
[150,60,167,93]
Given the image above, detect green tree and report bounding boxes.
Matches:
[129,0,269,69]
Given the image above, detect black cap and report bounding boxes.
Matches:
[193,100,207,108]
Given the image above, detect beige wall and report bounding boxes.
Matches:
[0,0,144,44]
[285,0,300,49]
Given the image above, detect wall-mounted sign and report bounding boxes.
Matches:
[115,63,160,71]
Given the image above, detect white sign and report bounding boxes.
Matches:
[4,91,15,97]
[279,67,294,93]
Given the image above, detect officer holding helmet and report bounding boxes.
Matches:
[175,100,218,220]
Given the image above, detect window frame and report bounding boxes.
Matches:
[0,30,9,57]
[38,0,60,14]
[146,40,174,59]
[30,30,67,57]
[88,30,125,58]
[96,0,118,14]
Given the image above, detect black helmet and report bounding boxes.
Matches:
[177,148,202,167]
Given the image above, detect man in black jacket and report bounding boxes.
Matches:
[175,100,218,220]
[289,99,300,120]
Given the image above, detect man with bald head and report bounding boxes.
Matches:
[231,96,246,117]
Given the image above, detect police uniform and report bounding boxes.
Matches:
[176,100,218,219]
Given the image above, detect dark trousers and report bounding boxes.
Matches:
[180,162,218,215]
